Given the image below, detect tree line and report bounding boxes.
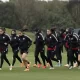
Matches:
[0,0,80,30]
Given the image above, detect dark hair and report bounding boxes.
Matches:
[78,30,80,35]
[3,28,6,32]
[68,28,74,32]
[12,29,16,32]
[50,27,56,33]
[60,28,65,33]
[68,28,74,35]
[34,28,41,33]
[0,27,6,31]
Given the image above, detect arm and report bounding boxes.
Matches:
[25,35,32,48]
[4,34,10,46]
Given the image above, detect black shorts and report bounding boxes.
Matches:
[12,47,19,52]
[1,48,8,54]
[20,49,28,54]
[12,49,19,54]
[47,50,56,58]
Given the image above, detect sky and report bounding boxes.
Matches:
[40,0,69,1]
[1,0,9,2]
[1,0,69,2]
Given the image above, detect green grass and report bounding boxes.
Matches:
[0,28,80,80]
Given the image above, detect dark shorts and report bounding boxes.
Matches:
[12,48,19,54]
[35,47,45,52]
[0,48,8,54]
[20,49,28,55]
[47,50,56,57]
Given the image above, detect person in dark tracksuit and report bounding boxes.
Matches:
[64,28,70,67]
[2,28,11,66]
[0,28,11,70]
[45,29,59,69]
[56,29,65,66]
[10,30,22,67]
[64,29,79,67]
[78,30,80,69]
[18,30,32,71]
[64,28,79,69]
[50,27,61,67]
[33,29,48,68]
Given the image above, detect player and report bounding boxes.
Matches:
[45,29,59,69]
[18,30,32,71]
[33,29,48,68]
[64,28,78,69]
[10,29,22,68]
[56,29,66,66]
[0,28,11,70]
[78,30,80,69]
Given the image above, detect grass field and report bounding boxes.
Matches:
[0,28,80,80]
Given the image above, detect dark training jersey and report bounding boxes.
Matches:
[57,33,64,45]
[0,33,10,52]
[45,34,58,50]
[78,35,80,52]
[18,35,32,50]
[10,34,19,49]
[34,33,45,48]
[64,33,78,49]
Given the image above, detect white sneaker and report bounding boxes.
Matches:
[55,60,61,67]
[0,68,2,70]
[64,64,69,67]
[58,60,61,67]
[49,67,54,70]
[69,66,73,69]
[9,65,12,71]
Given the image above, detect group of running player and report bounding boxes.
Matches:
[33,27,80,70]
[0,27,80,71]
[0,28,32,71]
